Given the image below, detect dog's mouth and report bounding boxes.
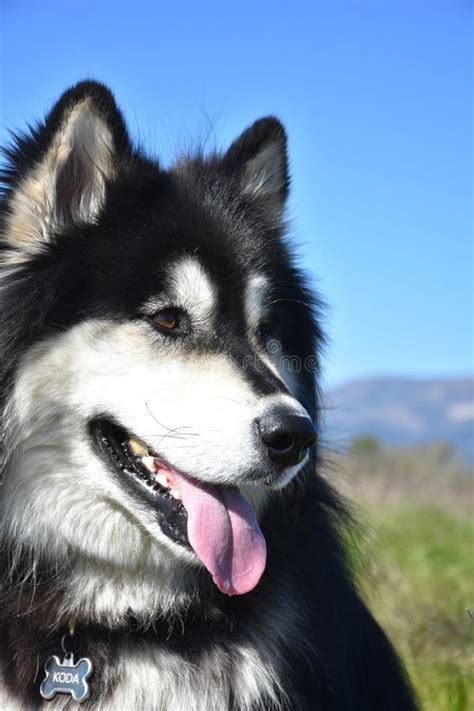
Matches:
[91,418,188,541]
[90,418,267,596]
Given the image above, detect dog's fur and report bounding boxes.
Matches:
[0,82,418,709]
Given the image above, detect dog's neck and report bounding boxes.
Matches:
[0,549,219,633]
[0,547,304,710]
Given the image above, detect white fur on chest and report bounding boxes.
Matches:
[0,638,287,711]
[107,640,286,711]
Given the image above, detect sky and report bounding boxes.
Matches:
[1,1,472,387]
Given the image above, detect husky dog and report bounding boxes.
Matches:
[0,82,417,710]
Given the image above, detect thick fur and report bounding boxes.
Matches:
[0,81,418,710]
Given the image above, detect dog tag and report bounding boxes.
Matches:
[40,652,93,703]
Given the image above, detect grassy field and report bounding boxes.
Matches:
[328,444,474,711]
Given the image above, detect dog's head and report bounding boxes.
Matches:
[0,82,322,609]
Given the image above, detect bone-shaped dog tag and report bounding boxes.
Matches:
[40,652,93,703]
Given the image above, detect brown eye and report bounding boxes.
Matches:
[151,310,179,331]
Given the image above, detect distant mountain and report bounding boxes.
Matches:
[323,377,474,461]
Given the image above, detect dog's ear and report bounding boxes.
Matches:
[222,117,289,217]
[2,80,130,262]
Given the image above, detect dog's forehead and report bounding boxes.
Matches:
[168,258,216,312]
[142,257,217,324]
[142,255,271,326]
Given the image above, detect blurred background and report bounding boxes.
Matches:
[1,2,472,708]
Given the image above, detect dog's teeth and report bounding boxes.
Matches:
[126,438,179,494]
[129,436,148,457]
[141,456,157,473]
[155,472,169,488]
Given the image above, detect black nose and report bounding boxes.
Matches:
[257,409,317,469]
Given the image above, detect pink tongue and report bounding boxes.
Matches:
[171,471,267,595]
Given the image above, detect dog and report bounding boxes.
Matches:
[0,81,418,710]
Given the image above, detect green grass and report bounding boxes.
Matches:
[354,506,474,711]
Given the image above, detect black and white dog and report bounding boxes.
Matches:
[0,82,418,709]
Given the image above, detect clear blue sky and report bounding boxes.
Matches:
[1,1,472,387]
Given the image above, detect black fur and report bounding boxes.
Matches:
[0,81,418,709]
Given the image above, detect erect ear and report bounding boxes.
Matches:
[222,117,289,216]
[2,80,130,262]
